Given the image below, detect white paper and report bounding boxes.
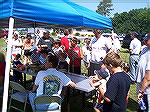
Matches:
[76,79,95,92]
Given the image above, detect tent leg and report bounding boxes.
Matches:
[2,17,14,112]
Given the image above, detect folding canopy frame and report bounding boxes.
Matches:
[0,0,112,112]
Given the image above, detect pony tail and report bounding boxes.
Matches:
[121,62,130,73]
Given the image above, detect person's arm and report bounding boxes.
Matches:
[129,41,133,53]
[138,56,150,99]
[138,70,150,99]
[98,85,111,102]
[68,81,77,88]
[31,84,38,92]
[79,49,83,59]
[31,71,41,92]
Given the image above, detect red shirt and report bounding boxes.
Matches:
[68,46,81,67]
[61,36,69,52]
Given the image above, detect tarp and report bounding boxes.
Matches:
[0,0,112,29]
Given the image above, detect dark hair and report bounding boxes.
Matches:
[103,51,129,72]
[47,52,59,68]
[93,29,103,34]
[130,32,139,38]
[64,29,69,36]
[54,40,61,46]
[40,48,49,54]
[121,62,130,73]
[71,37,78,44]
[26,34,32,38]
[15,54,21,60]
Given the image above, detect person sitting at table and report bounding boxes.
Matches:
[29,52,76,111]
[12,54,23,84]
[91,51,131,112]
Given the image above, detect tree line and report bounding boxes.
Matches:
[96,0,150,35]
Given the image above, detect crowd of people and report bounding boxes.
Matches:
[0,28,150,112]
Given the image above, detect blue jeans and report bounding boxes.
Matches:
[129,55,139,82]
[28,92,59,111]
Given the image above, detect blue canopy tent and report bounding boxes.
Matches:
[0,0,112,29]
[0,0,112,111]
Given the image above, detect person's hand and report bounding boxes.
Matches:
[138,92,143,101]
[89,76,100,88]
[68,82,77,88]
[89,76,99,83]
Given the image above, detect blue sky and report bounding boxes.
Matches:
[71,0,149,16]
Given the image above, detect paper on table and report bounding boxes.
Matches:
[76,79,95,92]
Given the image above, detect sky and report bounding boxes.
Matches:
[71,0,150,16]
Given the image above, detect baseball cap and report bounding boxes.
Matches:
[94,69,109,79]
[143,33,150,41]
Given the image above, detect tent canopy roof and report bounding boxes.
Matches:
[0,0,112,29]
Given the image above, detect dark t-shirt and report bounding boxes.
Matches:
[58,61,68,71]
[37,37,54,50]
[103,72,131,112]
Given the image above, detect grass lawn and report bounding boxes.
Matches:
[0,38,6,54]
[0,38,138,112]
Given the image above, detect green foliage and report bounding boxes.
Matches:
[112,8,150,34]
[51,32,57,36]
[75,32,80,36]
[96,0,113,16]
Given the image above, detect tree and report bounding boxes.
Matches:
[96,0,113,16]
[112,8,150,35]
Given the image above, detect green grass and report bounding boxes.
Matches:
[119,48,130,63]
[0,39,6,54]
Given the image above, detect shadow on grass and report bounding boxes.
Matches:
[127,98,138,112]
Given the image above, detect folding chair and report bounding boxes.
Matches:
[8,81,28,112]
[34,95,62,112]
[31,75,62,112]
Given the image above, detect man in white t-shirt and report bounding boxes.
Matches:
[137,33,150,111]
[90,30,112,62]
[129,32,141,82]
[89,29,112,75]
[29,52,76,111]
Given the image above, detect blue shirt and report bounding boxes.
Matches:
[103,72,131,112]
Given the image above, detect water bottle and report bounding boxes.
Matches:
[139,98,146,110]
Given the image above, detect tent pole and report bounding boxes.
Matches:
[2,17,14,112]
